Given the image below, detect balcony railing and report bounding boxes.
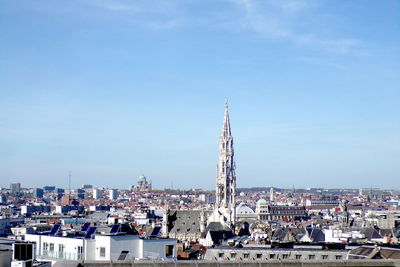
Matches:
[40,250,84,261]
[39,250,173,261]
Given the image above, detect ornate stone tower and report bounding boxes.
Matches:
[209,100,236,228]
[270,187,274,202]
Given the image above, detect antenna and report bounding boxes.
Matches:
[68,171,71,192]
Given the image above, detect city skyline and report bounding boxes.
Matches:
[1,0,399,189]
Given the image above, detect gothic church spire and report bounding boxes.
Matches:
[213,99,236,227]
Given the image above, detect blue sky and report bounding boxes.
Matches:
[0,0,399,190]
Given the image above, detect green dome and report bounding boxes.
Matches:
[257,198,267,205]
[139,175,146,180]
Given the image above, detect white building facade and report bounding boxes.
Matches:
[24,233,177,262]
[109,189,118,200]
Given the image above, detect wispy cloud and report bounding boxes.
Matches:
[233,0,368,55]
[85,0,368,55]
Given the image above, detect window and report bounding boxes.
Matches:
[308,255,315,260]
[270,254,275,259]
[49,243,54,251]
[335,255,342,260]
[282,254,288,259]
[100,247,106,257]
[118,251,129,261]
[322,255,328,260]
[43,243,48,251]
[256,253,262,259]
[243,253,249,259]
[296,255,302,260]
[165,245,174,257]
[218,252,224,258]
[59,244,65,258]
[78,246,84,260]
[231,253,237,259]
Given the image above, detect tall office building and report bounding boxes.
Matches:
[10,183,21,194]
[56,188,64,200]
[93,189,101,199]
[109,189,118,200]
[0,194,7,204]
[76,189,85,199]
[33,188,44,198]
[43,186,56,191]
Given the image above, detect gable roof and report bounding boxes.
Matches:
[310,228,325,242]
[168,210,211,235]
[360,228,383,240]
[208,230,234,245]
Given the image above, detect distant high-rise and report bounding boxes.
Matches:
[0,194,7,204]
[76,189,85,199]
[10,183,21,194]
[33,188,44,198]
[55,188,64,200]
[109,189,118,200]
[43,186,56,191]
[93,189,101,199]
[209,101,236,228]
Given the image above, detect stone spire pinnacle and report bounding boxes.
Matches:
[221,99,231,139]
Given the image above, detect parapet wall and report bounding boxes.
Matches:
[54,260,400,267]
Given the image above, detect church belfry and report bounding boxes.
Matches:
[209,100,236,228]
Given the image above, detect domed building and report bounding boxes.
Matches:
[256,198,268,219]
[235,202,257,222]
[132,174,152,192]
[257,198,267,206]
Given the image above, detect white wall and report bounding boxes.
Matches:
[85,239,97,261]
[24,233,177,261]
[142,239,177,260]
[94,234,141,261]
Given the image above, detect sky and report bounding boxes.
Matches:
[0,0,399,190]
